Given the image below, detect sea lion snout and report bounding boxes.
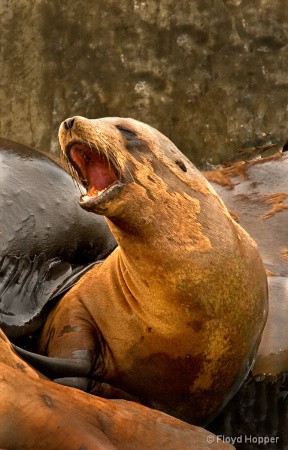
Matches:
[58,116,129,214]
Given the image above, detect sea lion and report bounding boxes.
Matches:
[0,329,233,450]
[29,116,267,426]
[234,132,280,162]
[207,370,287,450]
[203,152,288,376]
[0,137,116,338]
[0,137,116,264]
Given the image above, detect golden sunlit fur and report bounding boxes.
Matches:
[39,116,268,426]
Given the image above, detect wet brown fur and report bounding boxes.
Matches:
[0,330,234,450]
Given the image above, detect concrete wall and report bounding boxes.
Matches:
[1,0,288,166]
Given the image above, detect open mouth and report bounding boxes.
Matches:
[66,143,121,206]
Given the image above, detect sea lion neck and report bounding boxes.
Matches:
[104,171,212,267]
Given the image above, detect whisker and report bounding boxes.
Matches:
[59,145,83,193]
[59,136,124,196]
[86,137,120,176]
[71,165,83,194]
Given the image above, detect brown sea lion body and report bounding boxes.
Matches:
[203,152,288,375]
[0,329,233,450]
[38,116,267,426]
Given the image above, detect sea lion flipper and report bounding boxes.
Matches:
[54,377,90,391]
[0,254,99,338]
[55,375,141,400]
[90,381,141,402]
[12,344,91,379]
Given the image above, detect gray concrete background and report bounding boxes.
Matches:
[1,0,288,167]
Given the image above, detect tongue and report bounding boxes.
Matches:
[70,146,117,193]
[86,162,117,191]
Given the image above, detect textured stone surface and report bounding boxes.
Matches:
[1,0,288,166]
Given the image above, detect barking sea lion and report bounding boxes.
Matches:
[27,116,267,426]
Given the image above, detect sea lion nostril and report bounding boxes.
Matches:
[64,118,75,131]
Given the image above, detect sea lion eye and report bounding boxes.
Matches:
[116,126,136,139]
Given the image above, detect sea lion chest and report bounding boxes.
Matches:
[67,247,206,364]
[45,222,265,426]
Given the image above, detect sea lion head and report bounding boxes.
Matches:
[58,116,212,219]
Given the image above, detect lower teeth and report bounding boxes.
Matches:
[82,187,106,200]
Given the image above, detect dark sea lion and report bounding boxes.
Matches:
[0,137,116,338]
[208,370,287,450]
[203,152,288,376]
[234,132,280,162]
[28,116,268,426]
[0,330,233,450]
[0,137,116,263]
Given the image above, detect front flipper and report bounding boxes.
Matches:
[0,254,100,338]
[88,381,140,402]
[54,377,90,391]
[55,378,140,401]
[12,345,91,378]
[13,345,140,401]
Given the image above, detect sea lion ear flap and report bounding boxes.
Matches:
[175,159,187,172]
[0,254,102,339]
